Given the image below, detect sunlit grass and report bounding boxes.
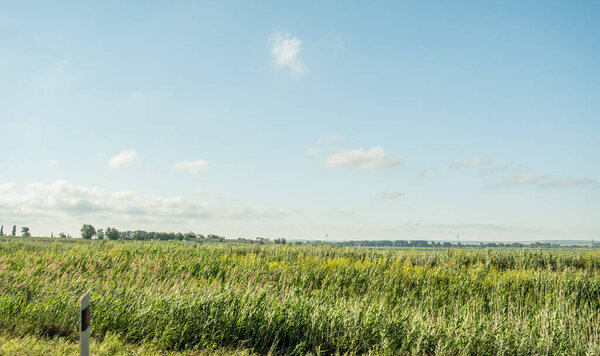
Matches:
[1,238,600,354]
[0,332,258,355]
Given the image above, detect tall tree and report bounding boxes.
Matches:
[105,227,120,240]
[80,224,96,239]
[11,225,16,236]
[21,227,31,237]
[0,225,3,236]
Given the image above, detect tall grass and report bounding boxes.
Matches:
[1,238,600,354]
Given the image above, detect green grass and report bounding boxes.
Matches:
[1,238,600,355]
[0,332,257,355]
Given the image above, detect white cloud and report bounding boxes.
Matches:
[0,180,282,224]
[326,147,403,170]
[109,149,138,168]
[379,189,402,199]
[491,173,597,189]
[450,156,492,169]
[420,168,434,177]
[336,210,355,217]
[174,160,210,174]
[499,173,544,186]
[541,178,596,188]
[223,207,284,220]
[479,164,512,176]
[0,182,18,197]
[0,180,203,217]
[270,31,304,76]
[308,134,340,155]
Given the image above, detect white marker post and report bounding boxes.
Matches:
[80,290,91,356]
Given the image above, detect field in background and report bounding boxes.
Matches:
[1,238,600,355]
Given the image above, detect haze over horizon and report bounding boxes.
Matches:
[1,1,599,241]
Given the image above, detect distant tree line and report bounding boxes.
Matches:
[0,225,30,237]
[77,224,224,241]
[326,240,562,248]
[73,225,291,244]
[0,224,571,248]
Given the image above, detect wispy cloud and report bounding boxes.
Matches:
[420,168,434,177]
[491,173,597,189]
[450,156,492,169]
[174,160,210,174]
[479,164,512,176]
[308,134,340,155]
[497,173,545,186]
[336,210,355,217]
[270,31,304,77]
[403,222,549,234]
[109,149,138,168]
[379,189,402,199]
[326,147,403,170]
[541,178,596,188]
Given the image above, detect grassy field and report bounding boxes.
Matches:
[0,332,258,356]
[1,238,600,355]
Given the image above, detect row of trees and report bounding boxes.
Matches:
[0,225,571,248]
[78,224,287,244]
[329,240,562,248]
[79,224,229,241]
[0,225,31,237]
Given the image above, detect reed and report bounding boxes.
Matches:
[1,238,599,355]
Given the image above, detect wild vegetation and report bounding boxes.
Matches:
[1,238,600,355]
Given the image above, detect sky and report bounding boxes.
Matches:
[1,1,599,241]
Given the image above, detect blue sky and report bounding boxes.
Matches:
[1,1,599,240]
